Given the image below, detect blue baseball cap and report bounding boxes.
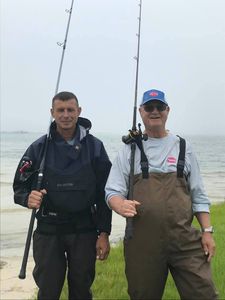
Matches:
[141,89,168,106]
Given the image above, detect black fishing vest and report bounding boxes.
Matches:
[37,134,99,220]
[41,164,96,216]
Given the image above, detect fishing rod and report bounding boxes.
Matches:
[18,0,75,279]
[122,0,146,240]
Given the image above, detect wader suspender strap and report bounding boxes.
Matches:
[136,139,149,179]
[177,136,186,178]
[136,136,185,179]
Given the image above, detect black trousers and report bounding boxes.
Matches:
[33,230,97,300]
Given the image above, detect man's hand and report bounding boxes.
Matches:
[108,196,141,217]
[96,232,110,261]
[117,199,140,217]
[201,232,216,262]
[195,212,216,262]
[27,189,47,209]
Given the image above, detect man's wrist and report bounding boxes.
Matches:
[201,226,214,233]
[98,232,109,237]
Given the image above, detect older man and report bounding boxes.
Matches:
[105,89,218,299]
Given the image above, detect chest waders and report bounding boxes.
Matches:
[124,137,218,300]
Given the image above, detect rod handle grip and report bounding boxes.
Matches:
[125,218,133,240]
[18,209,36,280]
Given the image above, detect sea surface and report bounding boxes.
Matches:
[1,132,225,258]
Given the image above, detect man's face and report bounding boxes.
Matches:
[51,98,81,132]
[139,100,170,132]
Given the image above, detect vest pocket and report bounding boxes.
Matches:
[43,167,96,213]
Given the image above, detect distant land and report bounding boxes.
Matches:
[1,131,42,134]
[0,131,224,138]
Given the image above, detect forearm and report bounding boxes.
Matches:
[108,195,126,214]
[195,212,212,229]
[95,194,112,235]
[14,190,29,207]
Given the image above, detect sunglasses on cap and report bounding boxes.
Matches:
[143,102,168,113]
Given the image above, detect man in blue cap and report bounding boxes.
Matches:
[105,89,218,299]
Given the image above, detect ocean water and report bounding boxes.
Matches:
[1,132,225,257]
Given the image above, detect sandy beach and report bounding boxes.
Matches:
[0,211,125,300]
[0,256,36,300]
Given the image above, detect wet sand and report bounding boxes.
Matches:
[0,256,36,300]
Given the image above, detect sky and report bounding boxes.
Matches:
[1,0,225,136]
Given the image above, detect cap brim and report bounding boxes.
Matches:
[142,98,168,105]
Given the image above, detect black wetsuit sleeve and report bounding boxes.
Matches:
[94,142,112,235]
[13,136,46,208]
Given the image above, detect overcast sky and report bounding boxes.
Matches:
[1,0,225,136]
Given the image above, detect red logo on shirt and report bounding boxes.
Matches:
[167,156,176,164]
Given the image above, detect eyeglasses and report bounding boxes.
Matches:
[143,103,167,113]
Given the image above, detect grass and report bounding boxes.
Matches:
[207,202,225,298]
[53,202,225,299]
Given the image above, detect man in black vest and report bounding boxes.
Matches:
[13,91,112,300]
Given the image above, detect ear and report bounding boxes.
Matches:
[78,106,82,116]
[139,106,143,116]
[50,107,54,117]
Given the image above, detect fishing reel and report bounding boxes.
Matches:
[122,123,148,145]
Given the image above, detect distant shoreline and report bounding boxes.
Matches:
[1,131,43,134]
[1,131,225,138]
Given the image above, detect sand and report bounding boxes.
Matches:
[0,256,37,300]
[0,212,126,300]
